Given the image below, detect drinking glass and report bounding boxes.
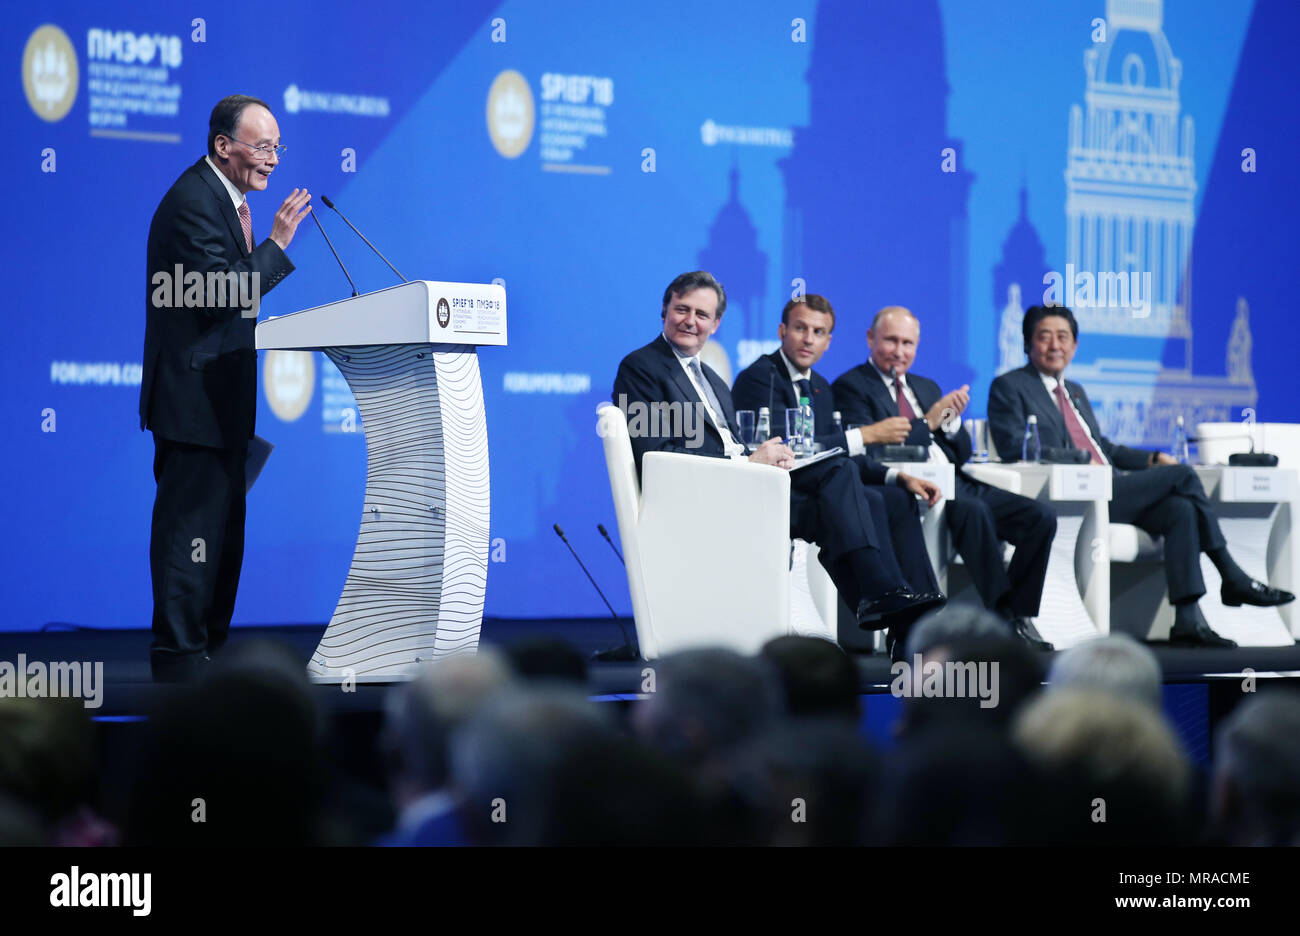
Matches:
[784,408,803,451]
[736,410,756,451]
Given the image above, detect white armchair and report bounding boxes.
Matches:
[597,403,838,658]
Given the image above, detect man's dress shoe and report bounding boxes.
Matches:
[1221,579,1295,608]
[855,589,945,630]
[1169,609,1238,649]
[1008,616,1054,652]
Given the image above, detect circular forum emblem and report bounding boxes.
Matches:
[486,69,534,158]
[23,25,79,122]
[436,297,451,328]
[263,350,315,422]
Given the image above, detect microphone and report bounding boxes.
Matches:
[552,524,638,661]
[309,209,359,298]
[1185,431,1278,467]
[319,195,408,284]
[597,523,624,565]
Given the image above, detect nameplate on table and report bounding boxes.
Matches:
[1049,464,1111,501]
[1220,466,1296,502]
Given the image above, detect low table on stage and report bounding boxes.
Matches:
[257,281,507,681]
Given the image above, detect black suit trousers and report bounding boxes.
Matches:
[1109,464,1226,603]
[947,475,1057,616]
[149,434,248,680]
[788,456,916,607]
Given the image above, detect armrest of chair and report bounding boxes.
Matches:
[640,451,790,535]
[636,452,793,654]
[961,462,1023,495]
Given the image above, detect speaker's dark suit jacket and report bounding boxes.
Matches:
[140,158,295,681]
[612,336,916,608]
[140,157,294,449]
[732,349,940,602]
[832,360,1056,617]
[988,363,1226,602]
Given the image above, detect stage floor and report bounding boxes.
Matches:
[0,618,1296,718]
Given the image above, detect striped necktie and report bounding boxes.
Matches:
[238,201,253,253]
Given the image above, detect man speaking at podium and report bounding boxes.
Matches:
[139,95,312,682]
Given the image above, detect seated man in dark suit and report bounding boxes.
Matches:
[832,305,1058,651]
[988,305,1293,648]
[613,272,945,654]
[732,295,946,639]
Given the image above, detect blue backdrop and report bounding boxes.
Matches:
[5,0,1295,630]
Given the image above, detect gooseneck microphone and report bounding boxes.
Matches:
[309,210,359,297]
[319,195,408,284]
[597,523,624,565]
[552,524,638,660]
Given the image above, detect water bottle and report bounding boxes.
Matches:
[832,411,843,432]
[1022,414,1041,462]
[755,406,771,446]
[1172,415,1189,464]
[799,396,815,454]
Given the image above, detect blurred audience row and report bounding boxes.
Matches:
[1,610,1298,846]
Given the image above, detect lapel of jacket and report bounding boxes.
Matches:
[196,157,252,258]
[861,362,899,417]
[1021,363,1068,443]
[908,374,936,413]
[654,336,723,444]
[1064,379,1103,440]
[766,350,797,412]
[704,365,739,437]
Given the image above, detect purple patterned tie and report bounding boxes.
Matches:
[238,201,253,253]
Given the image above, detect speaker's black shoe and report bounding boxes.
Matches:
[1008,616,1054,652]
[1221,578,1295,608]
[856,589,945,631]
[1169,609,1237,649]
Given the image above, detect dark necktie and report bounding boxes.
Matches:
[238,201,253,254]
[1054,380,1105,465]
[894,377,917,420]
[795,377,813,406]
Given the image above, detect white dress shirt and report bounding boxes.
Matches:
[663,335,747,458]
[203,155,247,211]
[1037,370,1110,466]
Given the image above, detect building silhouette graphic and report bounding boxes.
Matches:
[1061,0,1255,446]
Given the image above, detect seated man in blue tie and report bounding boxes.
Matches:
[831,305,1058,651]
[988,305,1294,648]
[732,295,948,654]
[613,272,945,655]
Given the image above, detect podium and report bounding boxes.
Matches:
[256,281,507,681]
